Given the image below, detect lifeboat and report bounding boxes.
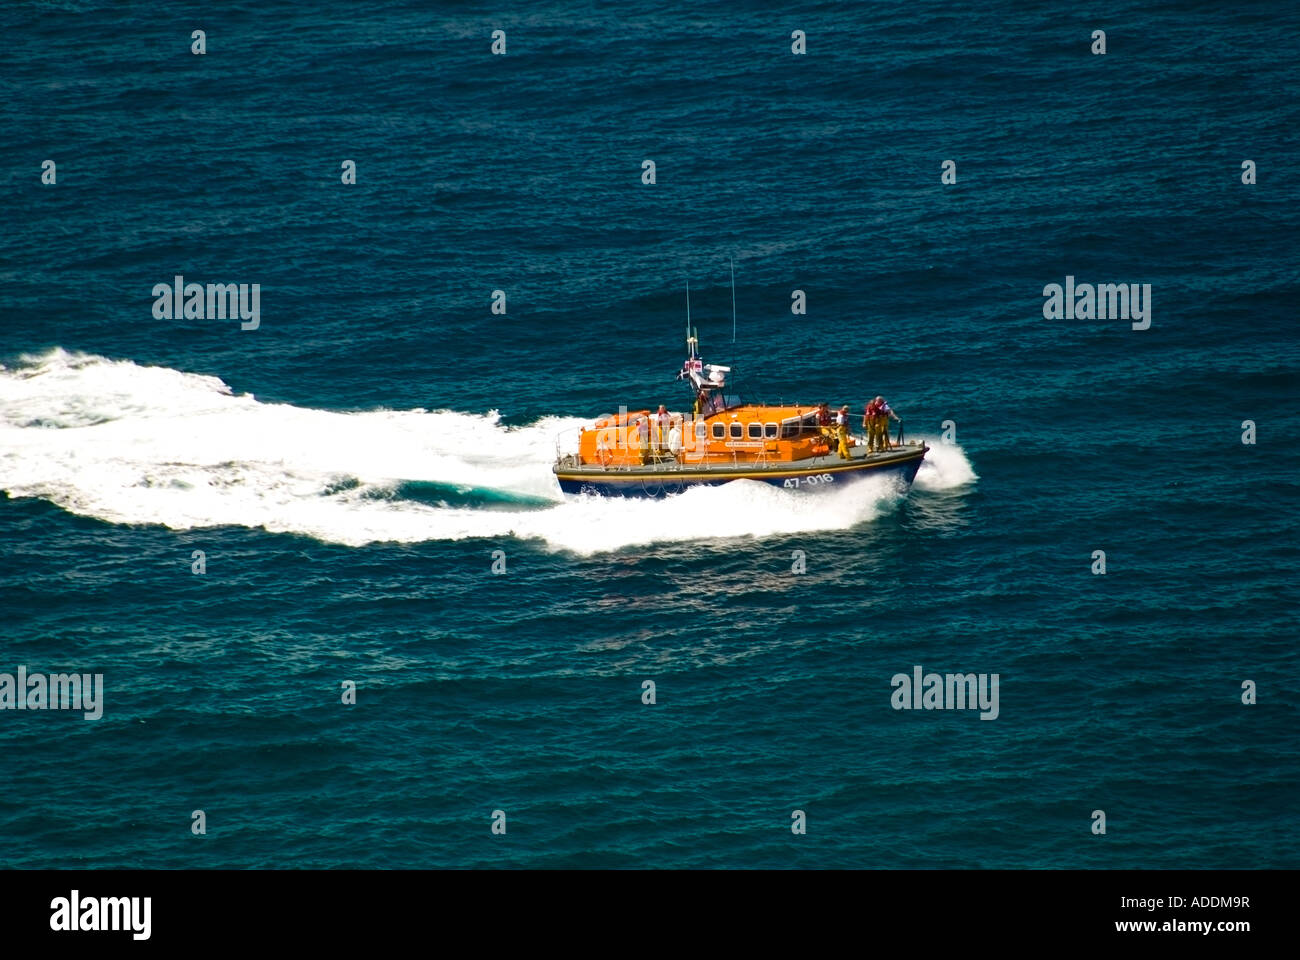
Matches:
[553,326,928,498]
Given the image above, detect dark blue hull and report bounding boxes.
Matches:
[555,447,927,498]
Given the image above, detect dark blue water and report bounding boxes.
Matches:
[2,0,1297,868]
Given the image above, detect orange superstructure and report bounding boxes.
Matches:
[576,404,832,468]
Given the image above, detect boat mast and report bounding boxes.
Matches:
[730,258,736,346]
[729,258,738,378]
[686,279,697,359]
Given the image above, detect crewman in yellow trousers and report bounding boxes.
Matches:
[835,405,852,459]
[862,402,879,452]
[865,395,900,452]
[636,417,650,463]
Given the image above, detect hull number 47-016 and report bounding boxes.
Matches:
[783,474,835,488]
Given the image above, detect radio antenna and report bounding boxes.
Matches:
[686,279,691,335]
[730,258,736,344]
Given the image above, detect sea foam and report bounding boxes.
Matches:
[0,349,976,554]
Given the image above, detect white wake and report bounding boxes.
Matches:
[0,349,977,554]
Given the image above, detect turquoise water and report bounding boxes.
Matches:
[1,0,1298,868]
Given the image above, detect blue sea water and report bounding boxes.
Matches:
[1,0,1298,868]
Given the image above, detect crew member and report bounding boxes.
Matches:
[654,404,671,451]
[863,402,878,452]
[816,401,834,446]
[635,417,650,463]
[836,405,852,459]
[869,395,901,451]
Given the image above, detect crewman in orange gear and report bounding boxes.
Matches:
[862,401,879,452]
[816,401,835,446]
[867,396,901,451]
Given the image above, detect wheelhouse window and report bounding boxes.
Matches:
[711,423,725,439]
[764,423,779,439]
[782,412,819,438]
[729,423,743,439]
[747,423,762,439]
